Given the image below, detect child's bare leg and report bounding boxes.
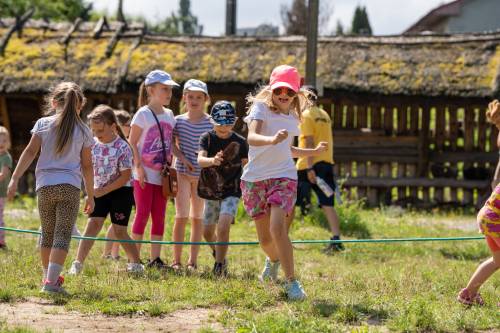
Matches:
[188,218,203,265]
[103,225,115,256]
[203,224,216,253]
[76,218,105,263]
[215,214,232,263]
[465,251,500,295]
[254,213,279,261]
[112,242,120,258]
[172,218,188,264]
[111,224,140,263]
[269,205,294,281]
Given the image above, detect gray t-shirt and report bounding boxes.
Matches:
[31,115,93,191]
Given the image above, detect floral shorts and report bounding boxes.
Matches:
[240,178,297,219]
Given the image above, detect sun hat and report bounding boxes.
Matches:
[269,65,301,93]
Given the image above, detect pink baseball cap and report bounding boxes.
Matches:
[269,65,301,93]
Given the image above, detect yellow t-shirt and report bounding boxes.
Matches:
[296,106,334,171]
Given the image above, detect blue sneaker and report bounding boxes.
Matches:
[260,257,280,282]
[285,280,306,301]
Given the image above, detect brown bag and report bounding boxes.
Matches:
[150,108,178,198]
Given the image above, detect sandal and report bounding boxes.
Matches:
[187,263,197,271]
[170,262,182,271]
[457,288,485,306]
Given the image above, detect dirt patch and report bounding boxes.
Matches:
[0,298,227,332]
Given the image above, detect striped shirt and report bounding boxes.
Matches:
[479,184,500,238]
[174,113,213,176]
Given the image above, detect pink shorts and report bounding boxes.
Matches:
[486,235,500,252]
[240,178,297,220]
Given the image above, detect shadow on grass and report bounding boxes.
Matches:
[439,246,490,261]
[312,300,389,325]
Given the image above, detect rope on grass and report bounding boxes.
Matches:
[0,226,485,246]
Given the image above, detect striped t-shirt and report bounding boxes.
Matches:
[479,184,500,238]
[174,113,213,176]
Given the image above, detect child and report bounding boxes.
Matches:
[7,82,94,294]
[102,109,132,260]
[457,99,500,308]
[241,65,327,300]
[68,105,144,275]
[130,70,185,268]
[197,101,248,276]
[172,79,213,271]
[0,126,12,249]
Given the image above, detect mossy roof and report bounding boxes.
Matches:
[1,18,500,98]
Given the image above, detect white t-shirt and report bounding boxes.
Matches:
[131,106,176,186]
[241,102,300,182]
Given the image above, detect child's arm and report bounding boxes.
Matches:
[94,169,131,198]
[81,146,95,215]
[129,124,147,188]
[198,150,223,168]
[0,165,10,181]
[172,143,194,172]
[291,141,328,158]
[241,158,248,167]
[247,119,288,146]
[7,134,41,200]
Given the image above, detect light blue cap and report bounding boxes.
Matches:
[183,79,208,94]
[145,70,179,87]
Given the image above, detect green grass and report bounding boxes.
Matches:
[0,197,499,332]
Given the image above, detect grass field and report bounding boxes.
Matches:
[0,197,499,332]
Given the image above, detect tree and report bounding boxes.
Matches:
[335,20,344,35]
[350,5,372,35]
[281,0,333,36]
[154,0,202,35]
[0,0,91,22]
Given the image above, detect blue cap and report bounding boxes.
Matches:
[145,70,179,87]
[183,79,208,95]
[210,101,236,125]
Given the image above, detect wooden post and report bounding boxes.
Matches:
[434,105,446,203]
[449,106,459,202]
[463,107,475,205]
[305,0,319,86]
[225,0,237,36]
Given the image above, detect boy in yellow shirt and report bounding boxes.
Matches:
[295,86,344,252]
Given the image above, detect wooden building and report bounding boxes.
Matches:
[1,17,500,207]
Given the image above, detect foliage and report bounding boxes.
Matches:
[0,0,91,22]
[351,5,372,35]
[280,0,333,36]
[335,20,344,36]
[152,0,202,35]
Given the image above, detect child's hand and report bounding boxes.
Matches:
[212,151,224,166]
[6,179,17,201]
[315,141,328,153]
[83,196,94,215]
[184,160,195,172]
[488,99,499,114]
[135,165,147,189]
[272,129,288,145]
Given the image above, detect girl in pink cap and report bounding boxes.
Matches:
[241,65,328,300]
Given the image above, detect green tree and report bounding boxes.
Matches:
[154,0,202,35]
[335,20,344,35]
[350,5,372,35]
[281,0,333,36]
[0,0,91,22]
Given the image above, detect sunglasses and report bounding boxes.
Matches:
[273,87,296,98]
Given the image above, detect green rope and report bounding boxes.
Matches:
[0,226,485,246]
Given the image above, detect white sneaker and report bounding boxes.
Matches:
[285,280,307,301]
[259,257,280,282]
[68,260,83,275]
[126,263,145,273]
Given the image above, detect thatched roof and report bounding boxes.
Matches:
[1,18,500,98]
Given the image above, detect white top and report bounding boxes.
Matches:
[241,102,300,182]
[131,106,176,186]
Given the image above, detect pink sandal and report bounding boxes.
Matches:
[457,288,485,306]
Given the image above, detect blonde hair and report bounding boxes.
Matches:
[114,109,132,126]
[246,85,312,121]
[88,105,129,144]
[0,126,11,150]
[44,82,89,155]
[486,100,500,125]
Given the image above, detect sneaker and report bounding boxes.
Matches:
[126,262,145,273]
[323,236,345,253]
[457,288,484,306]
[260,257,280,282]
[285,279,307,301]
[213,261,228,277]
[41,276,68,295]
[147,257,167,269]
[68,261,83,275]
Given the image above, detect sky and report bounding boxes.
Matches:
[92,0,448,36]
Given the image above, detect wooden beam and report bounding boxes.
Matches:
[93,16,109,39]
[430,151,497,163]
[0,8,35,56]
[60,17,83,45]
[344,177,489,189]
[105,22,126,58]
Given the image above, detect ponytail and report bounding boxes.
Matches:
[138,82,148,108]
